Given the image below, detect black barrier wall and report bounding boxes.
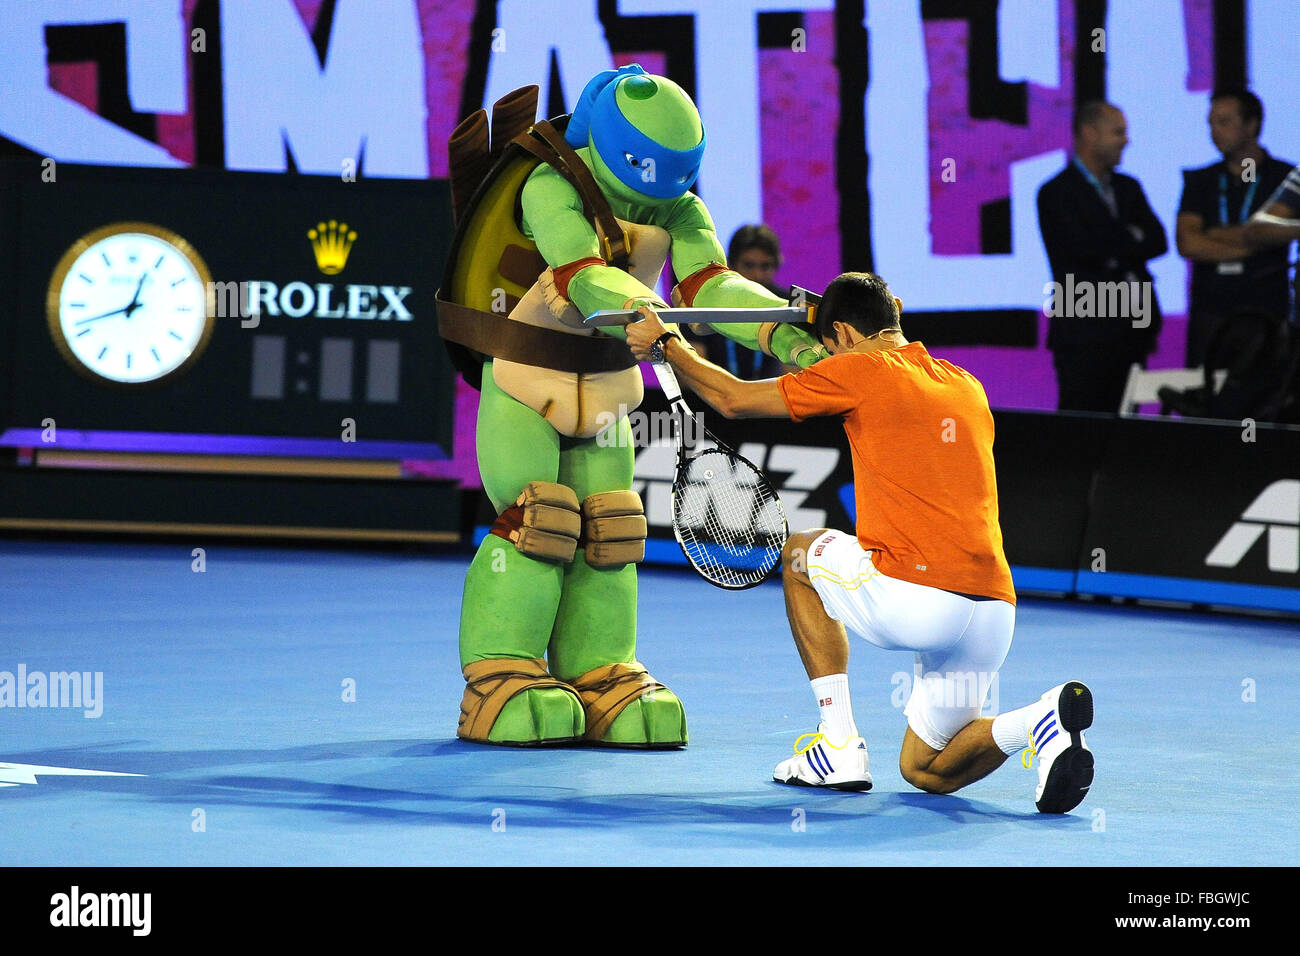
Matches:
[551,386,1300,616]
[1079,416,1300,607]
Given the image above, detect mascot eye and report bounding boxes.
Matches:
[623,152,641,168]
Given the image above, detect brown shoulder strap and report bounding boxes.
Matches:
[513,121,630,270]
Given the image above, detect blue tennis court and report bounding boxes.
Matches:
[1,539,1295,866]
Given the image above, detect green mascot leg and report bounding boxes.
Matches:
[458,365,585,745]
[548,422,688,748]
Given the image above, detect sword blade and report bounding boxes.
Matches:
[584,306,809,327]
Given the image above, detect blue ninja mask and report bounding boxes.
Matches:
[587,80,706,199]
[565,66,706,201]
[565,64,646,148]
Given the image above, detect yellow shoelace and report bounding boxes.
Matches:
[794,732,851,755]
[1022,728,1038,769]
[794,732,825,755]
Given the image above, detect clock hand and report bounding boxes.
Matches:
[124,271,149,317]
[75,304,132,325]
[74,270,152,325]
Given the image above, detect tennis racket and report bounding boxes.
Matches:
[651,362,789,589]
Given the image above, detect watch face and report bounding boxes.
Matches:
[47,222,214,386]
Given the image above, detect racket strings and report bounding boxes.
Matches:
[673,449,786,587]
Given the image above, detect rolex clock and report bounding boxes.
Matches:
[46,222,214,387]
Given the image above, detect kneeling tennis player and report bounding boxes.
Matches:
[626,272,1094,813]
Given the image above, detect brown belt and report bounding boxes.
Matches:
[435,295,639,375]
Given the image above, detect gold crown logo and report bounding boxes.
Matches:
[308,220,357,275]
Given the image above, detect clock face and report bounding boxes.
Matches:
[47,223,214,386]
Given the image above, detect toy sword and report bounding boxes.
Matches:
[583,285,822,328]
[583,306,811,327]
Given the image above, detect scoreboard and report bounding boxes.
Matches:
[0,160,455,457]
[0,160,461,541]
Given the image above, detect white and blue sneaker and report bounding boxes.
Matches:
[773,723,872,791]
[1023,681,1094,814]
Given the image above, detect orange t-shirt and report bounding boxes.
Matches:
[778,342,1016,604]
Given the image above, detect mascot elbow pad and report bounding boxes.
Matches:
[673,263,733,307]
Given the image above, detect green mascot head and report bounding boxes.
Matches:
[564,64,705,205]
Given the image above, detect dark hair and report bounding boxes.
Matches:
[728,224,781,265]
[813,272,900,341]
[1072,99,1118,135]
[1211,87,1264,136]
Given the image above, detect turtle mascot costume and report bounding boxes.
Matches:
[436,65,826,747]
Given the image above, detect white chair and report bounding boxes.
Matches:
[1118,365,1228,416]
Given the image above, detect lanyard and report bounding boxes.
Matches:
[725,338,761,377]
[1072,157,1116,214]
[1218,171,1259,225]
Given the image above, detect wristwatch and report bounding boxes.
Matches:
[648,331,680,363]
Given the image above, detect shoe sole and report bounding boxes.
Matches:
[1036,681,1094,814]
[461,735,583,747]
[774,775,873,792]
[585,740,687,750]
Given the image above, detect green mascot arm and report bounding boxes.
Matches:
[661,194,827,368]
[520,163,667,342]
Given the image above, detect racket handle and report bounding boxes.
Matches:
[652,362,692,413]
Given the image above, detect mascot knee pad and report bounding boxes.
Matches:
[581,490,647,568]
[492,481,582,563]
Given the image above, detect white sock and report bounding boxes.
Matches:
[810,674,858,743]
[991,700,1039,755]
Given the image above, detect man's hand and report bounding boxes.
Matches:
[1244,200,1300,249]
[1206,224,1247,242]
[625,305,670,360]
[1177,213,1252,261]
[623,303,792,420]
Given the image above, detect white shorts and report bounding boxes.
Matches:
[805,530,1015,751]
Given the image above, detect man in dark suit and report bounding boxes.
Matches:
[1038,101,1169,412]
